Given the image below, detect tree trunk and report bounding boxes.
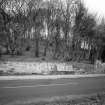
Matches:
[53,25,60,59]
[34,29,40,57]
[43,39,48,56]
[35,38,39,57]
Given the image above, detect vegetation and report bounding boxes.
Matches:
[0,0,105,64]
[4,92,105,105]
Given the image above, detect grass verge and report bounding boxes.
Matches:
[6,92,105,105]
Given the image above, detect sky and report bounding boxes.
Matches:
[84,0,105,17]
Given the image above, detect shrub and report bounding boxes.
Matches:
[0,70,4,75]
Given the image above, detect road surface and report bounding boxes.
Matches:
[0,76,105,104]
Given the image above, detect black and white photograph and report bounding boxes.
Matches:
[0,0,105,104]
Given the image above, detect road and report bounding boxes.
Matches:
[0,76,105,104]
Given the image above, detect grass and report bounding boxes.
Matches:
[6,92,105,105]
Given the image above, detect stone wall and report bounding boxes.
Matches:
[0,61,73,74]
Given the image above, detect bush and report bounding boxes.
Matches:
[0,70,4,75]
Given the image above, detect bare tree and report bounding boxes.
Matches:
[73,1,96,63]
[1,0,29,55]
[57,0,79,60]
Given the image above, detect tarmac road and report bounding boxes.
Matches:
[0,76,105,104]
